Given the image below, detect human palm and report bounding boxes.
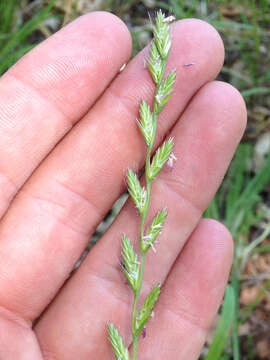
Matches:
[0,12,246,359]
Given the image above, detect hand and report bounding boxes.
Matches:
[0,12,246,359]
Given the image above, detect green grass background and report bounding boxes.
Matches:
[1,0,270,359]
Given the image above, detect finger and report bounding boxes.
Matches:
[0,11,131,217]
[0,309,43,360]
[35,81,246,358]
[134,219,233,360]
[0,19,225,323]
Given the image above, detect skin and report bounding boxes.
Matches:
[0,11,246,360]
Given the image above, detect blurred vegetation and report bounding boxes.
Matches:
[0,0,270,359]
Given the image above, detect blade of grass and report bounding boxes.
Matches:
[0,0,55,67]
[241,278,270,324]
[0,44,35,75]
[211,19,270,35]
[231,260,240,360]
[241,87,270,98]
[221,66,252,86]
[240,223,270,271]
[204,196,219,220]
[226,151,270,234]
[224,144,251,223]
[205,285,235,360]
[253,244,270,254]
[0,0,18,34]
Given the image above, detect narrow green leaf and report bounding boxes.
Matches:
[225,148,270,236]
[141,209,167,254]
[137,100,154,146]
[0,0,17,34]
[135,284,161,336]
[108,322,130,360]
[241,87,270,98]
[0,0,56,65]
[0,44,35,75]
[148,138,174,180]
[121,235,140,292]
[205,285,235,360]
[126,169,146,215]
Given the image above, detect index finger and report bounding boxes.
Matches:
[0,11,131,217]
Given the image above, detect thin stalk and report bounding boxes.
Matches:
[108,12,175,360]
[231,240,240,360]
[131,106,159,360]
[131,57,167,357]
[132,253,145,360]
